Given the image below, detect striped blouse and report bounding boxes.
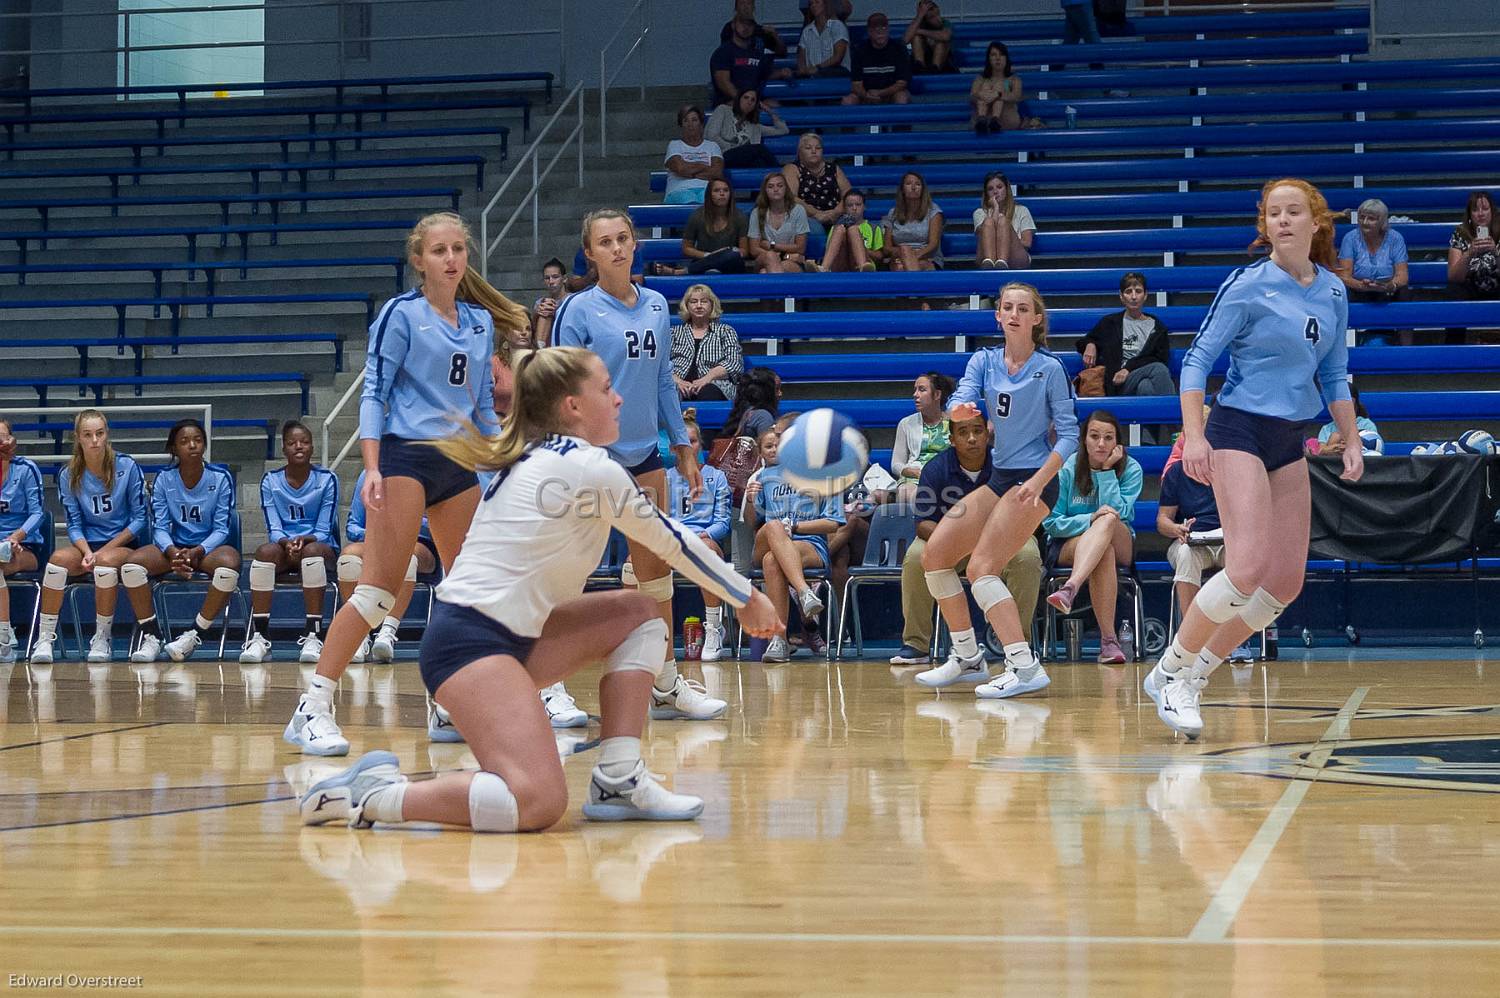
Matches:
[670,322,744,402]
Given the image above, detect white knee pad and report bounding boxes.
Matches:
[1192,571,1252,624]
[637,572,674,603]
[405,554,418,584]
[211,567,240,593]
[348,584,396,628]
[299,556,328,590]
[1240,588,1289,632]
[92,566,118,589]
[43,562,68,591]
[619,560,636,588]
[468,770,519,833]
[603,618,669,678]
[971,575,1013,613]
[336,554,363,584]
[249,559,276,592]
[119,563,150,589]
[924,568,964,601]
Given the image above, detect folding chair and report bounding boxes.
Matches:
[835,503,919,659]
[5,511,54,659]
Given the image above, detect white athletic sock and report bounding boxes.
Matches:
[194,614,215,634]
[655,659,679,693]
[39,613,59,637]
[95,614,113,637]
[1003,641,1036,673]
[1160,638,1192,675]
[1191,648,1226,682]
[597,736,642,780]
[704,605,723,628]
[951,628,980,660]
[379,616,399,634]
[0,622,13,643]
[360,781,408,825]
[302,673,337,712]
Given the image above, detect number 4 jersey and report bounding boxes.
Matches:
[150,464,234,552]
[359,289,499,442]
[553,284,689,468]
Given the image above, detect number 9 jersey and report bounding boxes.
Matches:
[552,284,690,468]
[359,289,499,442]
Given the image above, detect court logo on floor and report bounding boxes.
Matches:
[1216,735,1500,793]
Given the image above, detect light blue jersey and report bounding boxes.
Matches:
[1181,258,1352,421]
[668,465,731,545]
[0,458,46,546]
[949,347,1080,470]
[151,464,234,552]
[347,469,431,543]
[260,466,339,546]
[1043,457,1145,539]
[359,289,499,442]
[553,284,689,467]
[60,455,147,546]
[753,464,845,567]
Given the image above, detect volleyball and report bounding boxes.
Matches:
[1436,441,1465,455]
[1457,429,1497,455]
[1359,430,1385,455]
[777,408,869,497]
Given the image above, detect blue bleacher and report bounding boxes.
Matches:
[0,188,461,231]
[0,333,346,377]
[0,373,311,412]
[0,293,374,338]
[3,256,405,296]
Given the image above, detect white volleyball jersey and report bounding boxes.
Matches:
[436,434,753,636]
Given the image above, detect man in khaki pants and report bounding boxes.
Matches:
[889,412,1042,664]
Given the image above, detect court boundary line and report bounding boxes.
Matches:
[0,722,168,754]
[1189,686,1369,942]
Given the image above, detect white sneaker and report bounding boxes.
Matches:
[239,632,272,664]
[914,650,989,688]
[298,633,324,664]
[540,682,589,728]
[0,630,15,665]
[351,635,369,664]
[651,676,727,720]
[975,663,1051,699]
[130,632,162,664]
[582,760,704,822]
[300,750,406,827]
[30,633,56,665]
[700,623,726,662]
[87,631,114,663]
[165,629,202,663]
[1157,674,1206,739]
[761,635,791,663]
[427,701,465,743]
[1142,659,1179,706]
[797,588,825,620]
[370,625,397,663]
[284,700,350,756]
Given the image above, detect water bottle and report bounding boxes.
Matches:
[1065,105,1077,129]
[683,617,704,661]
[1265,624,1279,661]
[1119,621,1134,661]
[0,540,11,565]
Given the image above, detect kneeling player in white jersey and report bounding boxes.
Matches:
[301,347,780,830]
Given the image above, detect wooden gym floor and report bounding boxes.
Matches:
[2,652,1499,996]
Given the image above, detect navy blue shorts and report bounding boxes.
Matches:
[379,435,479,507]
[621,450,665,478]
[987,467,1061,509]
[416,533,440,570]
[1205,404,1306,472]
[419,599,538,696]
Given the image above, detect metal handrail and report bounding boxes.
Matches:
[479,80,587,278]
[599,0,649,158]
[9,404,214,462]
[320,377,365,477]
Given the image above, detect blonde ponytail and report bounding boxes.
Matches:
[404,210,531,342]
[436,347,597,473]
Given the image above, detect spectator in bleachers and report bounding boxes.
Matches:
[682,178,752,274]
[340,468,439,666]
[1060,0,1101,46]
[973,170,1034,270]
[712,13,787,108]
[903,0,955,74]
[670,411,734,661]
[800,0,853,25]
[1157,452,1224,629]
[664,105,724,206]
[30,410,147,665]
[1312,384,1382,457]
[723,368,783,445]
[820,188,886,271]
[672,284,744,402]
[532,257,565,345]
[705,88,787,169]
[1042,410,1142,665]
[0,416,44,664]
[1448,190,1500,301]
[1077,272,1174,397]
[745,428,844,662]
[883,171,944,271]
[1337,199,1408,304]
[890,409,1042,666]
[121,419,239,664]
[970,42,1022,134]
[782,132,852,229]
[892,372,955,500]
[749,171,813,273]
[798,0,852,78]
[843,12,912,106]
[721,0,789,58]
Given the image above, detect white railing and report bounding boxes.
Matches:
[9,404,214,463]
[478,80,588,279]
[599,0,649,158]
[321,377,364,477]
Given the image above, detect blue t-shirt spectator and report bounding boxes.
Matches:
[1338,227,1408,282]
[1158,462,1220,533]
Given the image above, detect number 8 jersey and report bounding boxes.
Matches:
[359,289,499,442]
[553,284,690,468]
[1181,257,1352,421]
